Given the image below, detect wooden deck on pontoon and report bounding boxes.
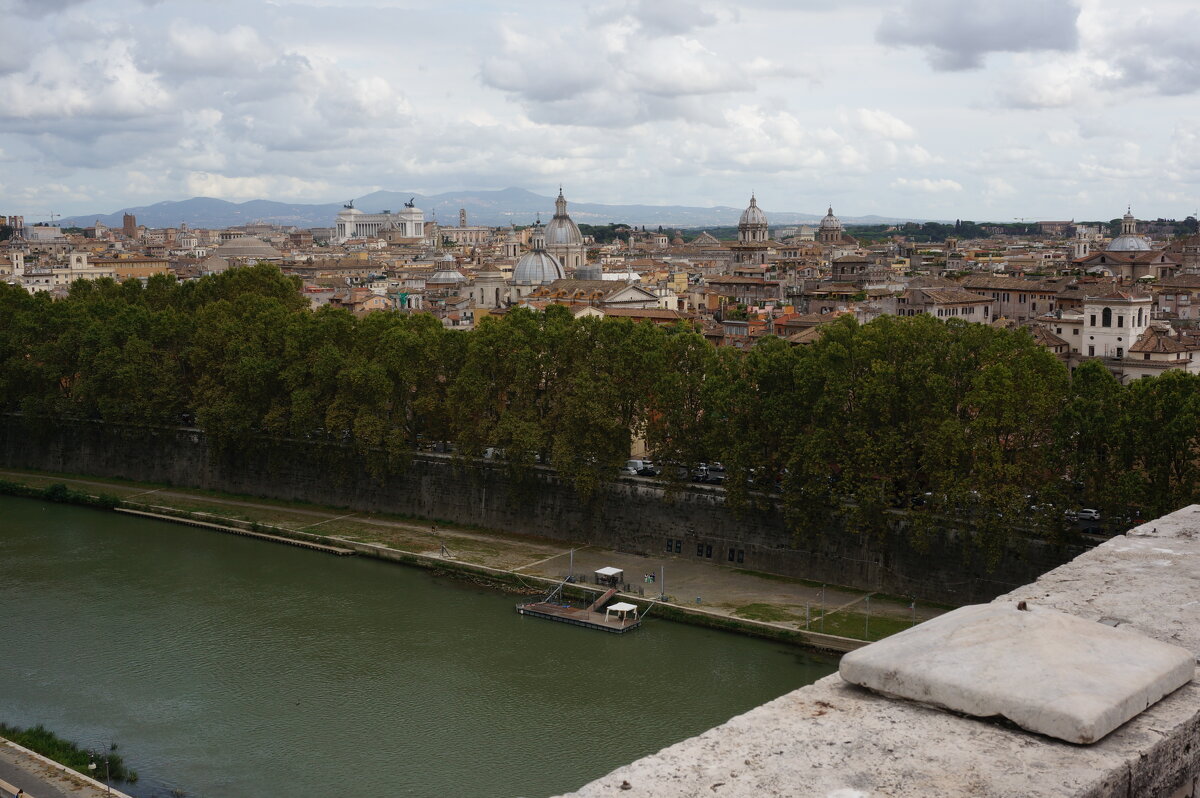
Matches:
[516,601,642,633]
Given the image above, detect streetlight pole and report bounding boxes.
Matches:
[865,595,871,640]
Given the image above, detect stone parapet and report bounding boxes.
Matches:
[557,506,1200,798]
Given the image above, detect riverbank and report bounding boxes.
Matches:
[0,468,948,652]
[0,735,134,798]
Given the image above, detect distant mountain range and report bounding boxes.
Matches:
[59,187,926,230]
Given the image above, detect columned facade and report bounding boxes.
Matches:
[334,202,426,243]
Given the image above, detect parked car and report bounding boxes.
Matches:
[623,459,656,476]
[1076,508,1101,521]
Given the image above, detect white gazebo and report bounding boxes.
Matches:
[594,566,624,587]
[605,602,639,624]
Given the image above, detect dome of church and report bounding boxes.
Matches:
[739,195,767,226]
[213,236,283,259]
[819,207,842,230]
[1107,207,1150,251]
[512,250,565,285]
[545,188,584,246]
[1107,235,1151,252]
[429,256,466,284]
[545,215,584,246]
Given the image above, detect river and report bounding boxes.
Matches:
[0,497,835,798]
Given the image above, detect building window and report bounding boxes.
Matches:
[1117,347,1123,358]
[705,544,713,559]
[736,549,745,563]
[1102,307,1112,327]
[1088,345,1095,356]
[697,543,705,557]
[728,547,736,562]
[1073,328,1079,335]
[666,538,675,553]
[675,540,682,553]
[1117,315,1124,328]
[1090,314,1096,326]
[1145,353,1151,360]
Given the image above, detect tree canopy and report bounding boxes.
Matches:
[2,264,1195,546]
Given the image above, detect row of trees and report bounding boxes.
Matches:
[3,265,1199,549]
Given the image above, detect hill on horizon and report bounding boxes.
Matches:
[58,188,928,230]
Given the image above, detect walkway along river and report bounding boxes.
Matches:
[0,496,836,798]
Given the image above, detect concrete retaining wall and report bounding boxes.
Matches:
[0,416,1081,605]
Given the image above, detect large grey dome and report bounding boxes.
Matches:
[546,188,584,246]
[512,250,565,285]
[1107,235,1151,252]
[1108,209,1150,252]
[429,256,466,284]
[819,207,842,230]
[213,236,283,259]
[545,216,583,246]
[739,195,767,226]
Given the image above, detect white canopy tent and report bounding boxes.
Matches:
[605,601,639,623]
[595,566,624,586]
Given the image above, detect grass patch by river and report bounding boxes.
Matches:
[733,603,804,623]
[732,601,917,642]
[0,723,137,784]
[816,611,914,642]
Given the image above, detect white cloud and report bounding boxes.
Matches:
[0,39,170,121]
[891,177,963,193]
[480,0,796,126]
[154,21,272,77]
[185,172,334,201]
[852,108,915,140]
[984,177,1015,198]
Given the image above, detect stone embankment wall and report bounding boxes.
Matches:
[0,417,1079,604]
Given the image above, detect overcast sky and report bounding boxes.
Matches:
[1,0,1198,222]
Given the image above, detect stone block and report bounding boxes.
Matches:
[838,602,1194,744]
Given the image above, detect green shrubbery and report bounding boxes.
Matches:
[0,480,120,509]
[0,723,137,783]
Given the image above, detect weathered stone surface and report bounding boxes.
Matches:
[558,505,1200,797]
[838,602,1194,744]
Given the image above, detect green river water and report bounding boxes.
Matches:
[0,496,835,798]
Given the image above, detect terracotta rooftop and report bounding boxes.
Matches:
[1129,326,1190,354]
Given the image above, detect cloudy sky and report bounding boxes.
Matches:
[1,0,1198,221]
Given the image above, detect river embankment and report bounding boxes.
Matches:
[0,467,945,651]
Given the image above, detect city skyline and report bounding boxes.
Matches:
[2,0,1198,220]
